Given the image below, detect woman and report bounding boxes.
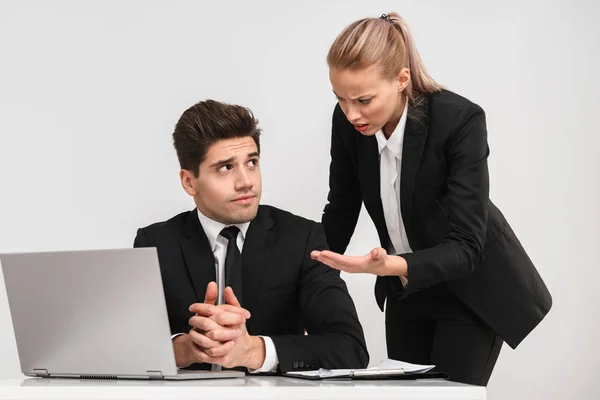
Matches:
[310,13,552,386]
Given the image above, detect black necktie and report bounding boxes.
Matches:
[219,226,243,306]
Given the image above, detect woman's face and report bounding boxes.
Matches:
[329,64,408,136]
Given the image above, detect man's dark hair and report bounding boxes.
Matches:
[172,100,261,177]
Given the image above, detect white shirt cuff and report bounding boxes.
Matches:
[248,336,279,373]
[171,333,189,369]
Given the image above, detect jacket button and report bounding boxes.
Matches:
[299,361,305,368]
[293,362,299,369]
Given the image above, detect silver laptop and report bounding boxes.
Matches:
[0,248,244,380]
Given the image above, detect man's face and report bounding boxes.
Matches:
[181,136,262,225]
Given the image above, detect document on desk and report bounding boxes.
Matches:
[285,359,435,379]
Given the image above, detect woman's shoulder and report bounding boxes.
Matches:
[421,90,488,144]
[426,89,485,120]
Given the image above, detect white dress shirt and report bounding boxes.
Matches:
[171,210,279,373]
[374,101,412,287]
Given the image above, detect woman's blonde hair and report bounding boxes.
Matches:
[327,13,442,105]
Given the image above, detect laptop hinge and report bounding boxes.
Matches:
[33,369,50,377]
[146,370,163,380]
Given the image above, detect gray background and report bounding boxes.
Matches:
[0,1,598,398]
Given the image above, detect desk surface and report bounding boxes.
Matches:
[0,376,485,400]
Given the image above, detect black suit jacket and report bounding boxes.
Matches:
[134,205,368,372]
[322,89,552,349]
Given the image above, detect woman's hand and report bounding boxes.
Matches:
[310,247,408,277]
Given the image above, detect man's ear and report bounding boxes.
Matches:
[180,169,197,196]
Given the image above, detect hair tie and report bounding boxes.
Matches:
[380,14,393,23]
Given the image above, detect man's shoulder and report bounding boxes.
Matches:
[258,205,319,232]
[136,210,193,241]
[257,205,327,252]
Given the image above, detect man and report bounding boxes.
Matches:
[134,100,369,373]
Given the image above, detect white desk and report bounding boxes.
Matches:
[0,376,485,400]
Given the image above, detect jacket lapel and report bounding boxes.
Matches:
[241,206,275,314]
[180,210,216,302]
[357,133,391,251]
[400,96,430,237]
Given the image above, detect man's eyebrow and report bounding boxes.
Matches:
[209,157,235,168]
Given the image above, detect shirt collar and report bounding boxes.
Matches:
[375,100,409,159]
[196,209,250,252]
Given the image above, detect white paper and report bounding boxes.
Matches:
[377,358,435,373]
[285,358,435,378]
[286,368,354,378]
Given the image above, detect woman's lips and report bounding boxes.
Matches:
[354,124,369,132]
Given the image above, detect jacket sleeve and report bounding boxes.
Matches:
[399,105,491,295]
[322,106,363,254]
[270,223,369,372]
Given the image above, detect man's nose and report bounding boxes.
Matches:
[235,168,253,190]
